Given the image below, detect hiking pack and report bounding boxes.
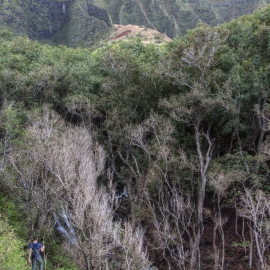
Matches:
[32,242,40,259]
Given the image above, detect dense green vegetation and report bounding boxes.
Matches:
[2,5,270,269]
[0,215,28,270]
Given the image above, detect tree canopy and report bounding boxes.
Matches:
[2,5,270,270]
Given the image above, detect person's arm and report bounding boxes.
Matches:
[40,245,45,253]
[28,248,32,264]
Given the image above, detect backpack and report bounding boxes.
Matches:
[32,243,40,259]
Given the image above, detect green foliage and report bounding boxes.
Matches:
[44,236,78,270]
[0,214,28,270]
[0,35,102,109]
[0,192,77,269]
[0,191,29,239]
[231,241,251,248]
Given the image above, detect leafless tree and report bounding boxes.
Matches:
[0,101,20,172]
[147,186,195,270]
[5,106,152,270]
[208,164,244,269]
[129,112,198,269]
[159,27,229,268]
[237,188,270,270]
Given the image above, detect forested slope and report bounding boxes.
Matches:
[1,5,270,269]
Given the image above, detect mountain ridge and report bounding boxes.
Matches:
[0,0,268,47]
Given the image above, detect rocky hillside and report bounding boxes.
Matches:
[0,0,269,46]
[0,0,112,47]
[101,0,266,38]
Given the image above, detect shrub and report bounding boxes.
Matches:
[0,215,28,270]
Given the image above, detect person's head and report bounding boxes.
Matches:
[33,236,38,242]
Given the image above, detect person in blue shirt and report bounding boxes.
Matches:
[28,236,45,270]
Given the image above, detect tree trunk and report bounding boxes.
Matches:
[190,126,213,269]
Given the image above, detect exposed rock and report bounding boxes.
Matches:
[107,24,171,44]
[53,0,111,47]
[204,237,213,245]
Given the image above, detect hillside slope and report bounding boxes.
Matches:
[106,24,171,44]
[100,0,269,37]
[0,0,112,47]
[0,0,269,45]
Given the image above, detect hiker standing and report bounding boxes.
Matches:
[28,236,45,270]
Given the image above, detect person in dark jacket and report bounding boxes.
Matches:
[28,236,45,270]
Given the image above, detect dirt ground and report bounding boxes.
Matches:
[106,24,171,44]
[116,197,263,269]
[200,212,252,270]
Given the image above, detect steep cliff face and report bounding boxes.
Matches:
[52,0,112,47]
[0,0,268,46]
[100,0,269,38]
[0,0,68,39]
[0,0,112,47]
